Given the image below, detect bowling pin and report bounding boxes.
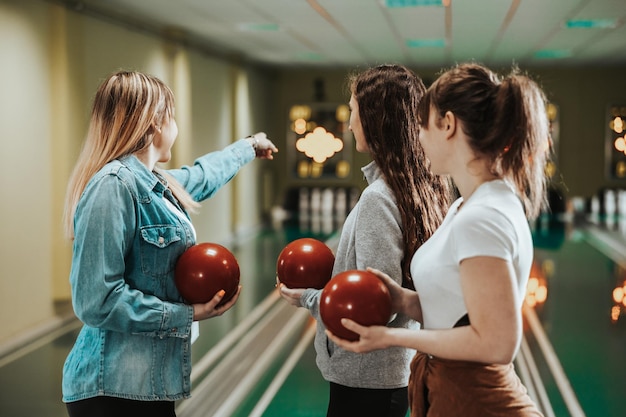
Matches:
[310,187,322,214]
[321,188,334,216]
[299,187,310,216]
[334,188,347,228]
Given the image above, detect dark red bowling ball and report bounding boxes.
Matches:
[175,242,240,306]
[276,238,335,289]
[320,269,392,341]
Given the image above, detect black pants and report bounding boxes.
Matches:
[327,382,409,417]
[66,396,176,417]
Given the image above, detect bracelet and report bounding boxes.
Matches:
[247,135,259,150]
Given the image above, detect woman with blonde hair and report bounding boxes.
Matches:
[62,70,277,416]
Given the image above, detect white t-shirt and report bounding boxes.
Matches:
[410,179,533,330]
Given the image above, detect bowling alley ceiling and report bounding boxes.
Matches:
[56,0,626,68]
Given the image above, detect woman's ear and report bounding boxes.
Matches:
[145,124,159,137]
[443,111,457,139]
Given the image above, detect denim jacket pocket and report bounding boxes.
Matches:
[140,225,184,278]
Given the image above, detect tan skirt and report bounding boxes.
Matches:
[408,352,544,417]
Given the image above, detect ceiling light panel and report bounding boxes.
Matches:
[565,19,618,29]
[383,0,443,7]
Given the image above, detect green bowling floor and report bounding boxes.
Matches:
[234,338,329,417]
[528,222,626,417]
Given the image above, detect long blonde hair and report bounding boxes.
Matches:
[63,71,199,239]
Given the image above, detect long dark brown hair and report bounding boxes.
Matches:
[417,63,550,220]
[350,64,451,289]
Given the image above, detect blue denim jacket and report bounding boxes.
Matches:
[62,139,255,402]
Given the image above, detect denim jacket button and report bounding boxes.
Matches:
[171,328,177,332]
[158,236,165,244]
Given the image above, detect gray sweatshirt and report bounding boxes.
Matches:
[301,161,419,389]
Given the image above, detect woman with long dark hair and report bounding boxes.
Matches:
[279,64,450,417]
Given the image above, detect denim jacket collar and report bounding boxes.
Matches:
[118,154,167,200]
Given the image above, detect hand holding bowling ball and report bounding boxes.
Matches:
[276,238,335,289]
[320,269,392,342]
[175,243,240,307]
[278,284,306,308]
[192,285,242,321]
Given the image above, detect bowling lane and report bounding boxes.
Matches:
[528,219,626,417]
[243,326,329,417]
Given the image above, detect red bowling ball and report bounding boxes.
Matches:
[175,242,240,306]
[320,269,392,342]
[276,238,335,289]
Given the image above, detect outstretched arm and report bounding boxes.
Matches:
[246,132,278,159]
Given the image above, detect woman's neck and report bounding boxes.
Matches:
[452,165,500,202]
[134,149,158,171]
[448,136,501,202]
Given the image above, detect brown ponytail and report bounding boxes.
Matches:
[418,63,550,220]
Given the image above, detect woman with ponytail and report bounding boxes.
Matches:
[329,63,549,416]
[279,64,451,417]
